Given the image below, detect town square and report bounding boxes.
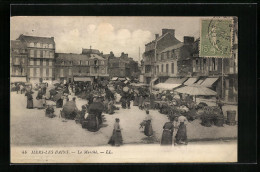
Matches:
[10,17,238,149]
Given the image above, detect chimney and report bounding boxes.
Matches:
[162,29,175,36]
[155,34,159,39]
[51,37,54,40]
[184,36,195,44]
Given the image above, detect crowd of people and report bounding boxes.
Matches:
[13,79,190,147]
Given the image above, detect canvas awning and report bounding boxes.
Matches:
[74,77,92,82]
[196,79,205,85]
[10,76,26,83]
[183,77,198,85]
[150,77,158,85]
[175,85,217,96]
[164,77,187,84]
[111,77,118,81]
[153,83,181,90]
[200,77,219,87]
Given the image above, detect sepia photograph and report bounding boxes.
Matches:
[10,16,238,163]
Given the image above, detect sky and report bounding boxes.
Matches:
[11,16,201,62]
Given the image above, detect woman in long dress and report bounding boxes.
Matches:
[107,100,115,114]
[83,97,104,131]
[175,115,188,145]
[108,118,123,146]
[133,92,139,106]
[120,96,126,109]
[139,95,144,110]
[144,114,153,136]
[161,118,174,145]
[34,89,44,109]
[25,91,33,109]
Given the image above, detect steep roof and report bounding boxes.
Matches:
[17,34,55,44]
[160,43,184,53]
[102,54,110,59]
[55,53,89,64]
[11,40,26,49]
[89,54,105,60]
[82,48,100,54]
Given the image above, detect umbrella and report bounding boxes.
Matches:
[123,86,129,92]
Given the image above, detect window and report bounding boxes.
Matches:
[86,61,89,65]
[166,64,169,73]
[37,50,40,58]
[49,44,53,48]
[171,63,174,74]
[161,64,164,72]
[30,42,34,47]
[30,60,34,65]
[157,65,159,74]
[68,68,72,75]
[49,61,52,66]
[14,58,18,65]
[30,50,34,57]
[34,43,37,47]
[36,68,40,77]
[212,58,216,71]
[79,70,81,73]
[37,43,41,48]
[46,51,49,58]
[15,68,19,75]
[60,69,64,77]
[43,61,46,66]
[49,52,54,58]
[40,43,43,48]
[167,51,170,59]
[30,68,34,77]
[100,61,104,65]
[49,68,52,77]
[80,60,82,65]
[42,68,46,77]
[36,60,40,66]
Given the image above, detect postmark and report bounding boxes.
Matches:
[200,17,233,58]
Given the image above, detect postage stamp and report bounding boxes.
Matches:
[200,17,233,58]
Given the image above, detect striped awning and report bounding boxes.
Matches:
[164,77,187,84]
[154,83,181,90]
[200,77,219,87]
[183,77,198,85]
[10,76,26,83]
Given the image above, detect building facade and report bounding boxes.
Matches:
[10,40,28,83]
[55,53,90,83]
[82,48,109,80]
[17,35,55,84]
[108,52,140,79]
[142,29,181,84]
